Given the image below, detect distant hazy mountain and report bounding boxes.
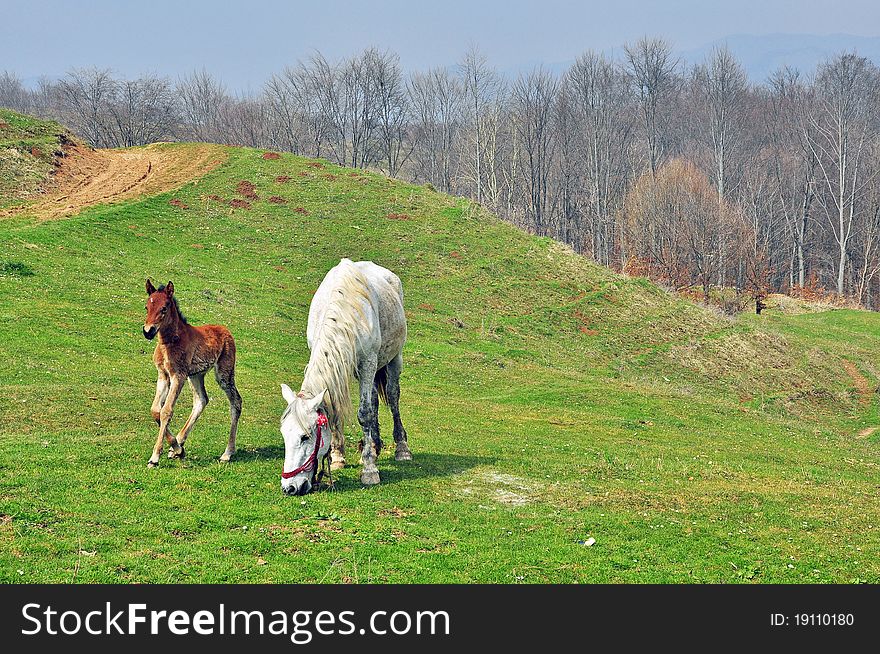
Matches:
[679,33,880,82]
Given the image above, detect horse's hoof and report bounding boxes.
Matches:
[219,451,233,463]
[360,469,380,486]
[395,443,412,461]
[147,460,159,469]
[168,446,185,459]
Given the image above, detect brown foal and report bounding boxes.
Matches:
[143,279,242,467]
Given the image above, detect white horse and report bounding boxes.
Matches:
[279,258,411,495]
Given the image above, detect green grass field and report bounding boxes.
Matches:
[1,116,878,582]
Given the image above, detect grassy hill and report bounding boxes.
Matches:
[0,108,74,208]
[0,116,878,583]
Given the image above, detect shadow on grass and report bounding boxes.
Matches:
[182,444,493,493]
[229,445,285,463]
[318,452,496,494]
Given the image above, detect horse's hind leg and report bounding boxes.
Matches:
[370,378,382,456]
[215,353,241,463]
[386,354,411,461]
[356,355,380,485]
[169,373,207,458]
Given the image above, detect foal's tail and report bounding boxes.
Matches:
[374,365,388,405]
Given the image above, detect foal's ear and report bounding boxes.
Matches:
[165,281,175,298]
[281,383,297,405]
[145,278,156,295]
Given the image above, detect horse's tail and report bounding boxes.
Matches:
[374,365,388,405]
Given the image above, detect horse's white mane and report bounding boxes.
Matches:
[300,259,371,436]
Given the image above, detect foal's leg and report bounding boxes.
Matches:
[215,364,241,463]
[151,371,170,426]
[149,374,185,467]
[356,355,380,486]
[169,373,208,458]
[386,354,412,461]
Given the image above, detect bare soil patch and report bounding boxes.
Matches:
[454,469,540,507]
[842,360,872,406]
[235,180,258,200]
[1,143,226,221]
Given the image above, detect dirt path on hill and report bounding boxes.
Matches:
[0,143,226,221]
[841,360,880,438]
[842,360,872,406]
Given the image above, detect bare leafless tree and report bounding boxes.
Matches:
[511,68,559,236]
[802,53,879,295]
[0,71,30,112]
[57,67,117,147]
[625,37,679,176]
[566,52,634,264]
[407,68,463,192]
[177,69,227,143]
[372,50,411,176]
[109,74,177,146]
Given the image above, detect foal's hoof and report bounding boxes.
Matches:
[395,442,413,461]
[168,446,185,459]
[360,468,380,486]
[219,451,234,463]
[147,460,159,469]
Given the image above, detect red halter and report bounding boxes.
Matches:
[281,413,329,479]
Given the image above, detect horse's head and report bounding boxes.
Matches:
[143,279,174,339]
[279,384,331,495]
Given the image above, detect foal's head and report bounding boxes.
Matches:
[143,279,177,340]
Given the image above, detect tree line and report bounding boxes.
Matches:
[3,39,880,307]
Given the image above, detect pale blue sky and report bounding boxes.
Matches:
[2,1,878,88]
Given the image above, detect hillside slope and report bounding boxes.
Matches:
[0,108,73,207]
[0,132,878,583]
[0,108,226,219]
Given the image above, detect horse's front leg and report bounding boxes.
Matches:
[170,374,207,459]
[148,374,185,467]
[150,371,169,426]
[356,356,380,486]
